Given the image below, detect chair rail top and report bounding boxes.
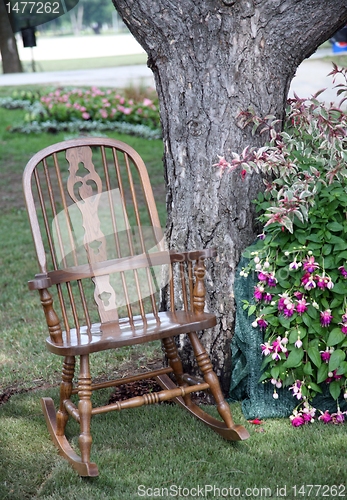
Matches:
[23,136,148,183]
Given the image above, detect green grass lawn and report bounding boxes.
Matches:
[1,86,347,499]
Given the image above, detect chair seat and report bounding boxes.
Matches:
[46,311,217,356]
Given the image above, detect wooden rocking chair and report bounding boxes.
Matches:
[23,137,249,477]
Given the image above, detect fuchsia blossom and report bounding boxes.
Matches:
[263,292,273,303]
[296,298,308,315]
[257,317,268,330]
[254,285,264,301]
[267,273,277,287]
[332,409,345,424]
[318,410,333,423]
[320,349,332,362]
[301,273,316,290]
[289,380,303,400]
[283,301,296,317]
[339,265,347,278]
[303,255,319,273]
[320,309,333,327]
[291,415,305,427]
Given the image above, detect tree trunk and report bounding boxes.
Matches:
[0,2,23,74]
[113,0,347,394]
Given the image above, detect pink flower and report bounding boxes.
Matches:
[254,285,264,301]
[339,266,347,278]
[289,380,303,400]
[296,298,308,315]
[318,411,332,423]
[303,255,319,273]
[263,293,273,303]
[257,271,268,282]
[143,97,153,106]
[283,301,296,317]
[342,324,347,335]
[291,415,305,427]
[261,342,273,356]
[320,309,333,327]
[82,112,90,120]
[331,410,345,424]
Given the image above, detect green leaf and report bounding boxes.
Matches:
[306,306,318,320]
[270,366,280,379]
[332,282,347,295]
[248,305,257,317]
[308,381,322,394]
[329,349,346,372]
[327,328,346,346]
[327,221,344,232]
[303,362,314,376]
[336,361,347,376]
[329,380,342,400]
[307,347,322,368]
[317,363,328,384]
[283,348,304,369]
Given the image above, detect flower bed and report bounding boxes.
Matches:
[219,65,347,426]
[0,86,161,139]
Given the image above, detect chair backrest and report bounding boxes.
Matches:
[23,138,170,339]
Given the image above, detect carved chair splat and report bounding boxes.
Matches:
[23,137,249,477]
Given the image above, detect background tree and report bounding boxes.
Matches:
[113,0,347,393]
[0,1,22,73]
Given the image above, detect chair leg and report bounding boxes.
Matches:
[157,332,250,442]
[161,336,193,407]
[56,356,75,436]
[78,354,93,466]
[41,354,98,476]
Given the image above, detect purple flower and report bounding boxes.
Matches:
[320,309,333,327]
[263,292,273,303]
[294,291,303,300]
[318,410,332,423]
[283,302,296,317]
[257,318,268,330]
[254,285,264,301]
[332,410,345,424]
[257,271,268,282]
[267,273,277,287]
[291,415,305,427]
[339,266,347,278]
[296,298,308,315]
[342,324,347,335]
[320,350,331,362]
[303,255,319,273]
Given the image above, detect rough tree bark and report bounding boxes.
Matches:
[113,0,347,393]
[0,1,23,74]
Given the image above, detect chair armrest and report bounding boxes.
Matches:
[28,273,52,291]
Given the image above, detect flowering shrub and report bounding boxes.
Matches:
[0,86,161,138]
[218,65,347,425]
